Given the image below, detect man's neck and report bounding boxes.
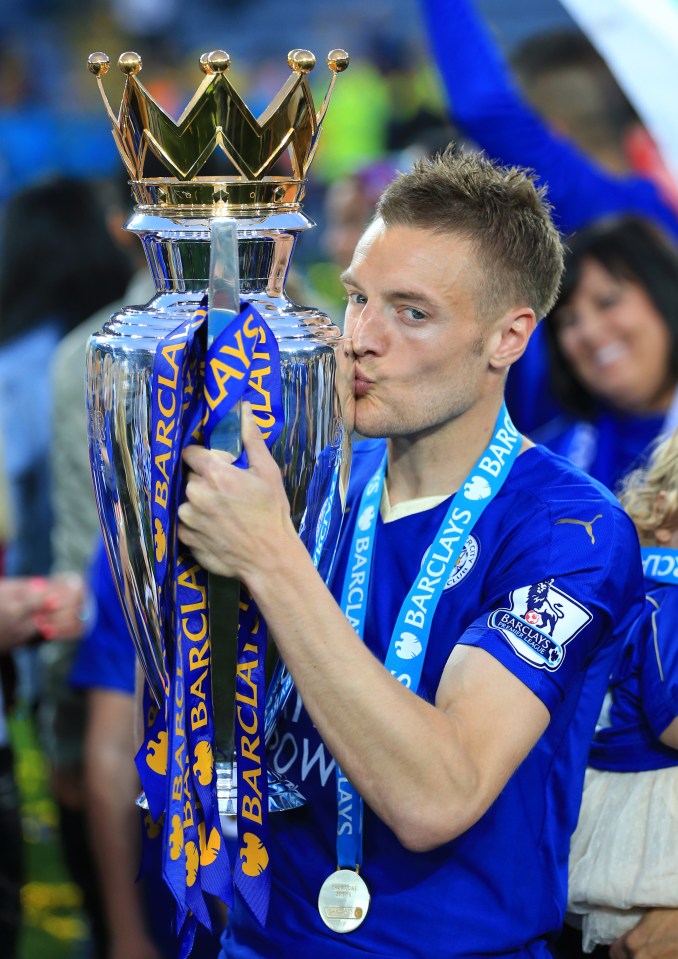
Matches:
[384,396,523,505]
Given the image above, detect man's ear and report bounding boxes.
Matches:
[488,308,537,371]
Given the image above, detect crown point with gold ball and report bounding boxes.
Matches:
[287,49,316,74]
[85,42,350,196]
[205,50,231,74]
[118,52,142,76]
[87,52,111,77]
[327,49,350,73]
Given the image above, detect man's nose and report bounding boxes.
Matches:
[349,304,382,354]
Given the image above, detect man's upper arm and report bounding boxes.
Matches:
[430,489,645,818]
[435,644,550,817]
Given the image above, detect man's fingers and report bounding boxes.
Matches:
[241,401,272,468]
[182,443,210,472]
[182,443,235,473]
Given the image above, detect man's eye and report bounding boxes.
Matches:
[347,292,367,305]
[405,308,427,322]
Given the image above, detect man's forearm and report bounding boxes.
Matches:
[247,534,546,850]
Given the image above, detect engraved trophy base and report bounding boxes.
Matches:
[137,761,305,819]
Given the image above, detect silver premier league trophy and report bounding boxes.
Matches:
[85,47,353,929]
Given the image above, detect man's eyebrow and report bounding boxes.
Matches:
[384,289,434,306]
[339,274,435,307]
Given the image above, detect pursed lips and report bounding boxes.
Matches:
[354,368,375,396]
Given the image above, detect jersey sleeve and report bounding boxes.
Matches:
[420,0,678,242]
[457,494,645,715]
[70,538,136,695]
[640,587,678,738]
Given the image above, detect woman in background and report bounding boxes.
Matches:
[538,216,678,491]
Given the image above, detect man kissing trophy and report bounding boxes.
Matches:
[85,46,352,943]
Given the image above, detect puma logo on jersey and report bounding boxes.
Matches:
[555,514,602,544]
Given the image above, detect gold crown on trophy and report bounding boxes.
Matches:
[87,48,349,212]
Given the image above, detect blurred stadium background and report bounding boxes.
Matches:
[1,2,576,956]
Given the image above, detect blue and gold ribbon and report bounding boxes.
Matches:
[135,296,284,952]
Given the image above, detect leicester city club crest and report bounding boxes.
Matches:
[488,579,592,670]
[444,535,479,589]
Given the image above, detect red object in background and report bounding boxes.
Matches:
[625,124,678,217]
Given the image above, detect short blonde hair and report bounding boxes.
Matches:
[376,147,564,321]
[618,429,678,545]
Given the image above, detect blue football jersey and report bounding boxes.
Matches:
[590,580,678,772]
[535,408,664,494]
[223,441,645,959]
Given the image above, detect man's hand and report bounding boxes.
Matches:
[610,908,678,959]
[178,403,295,586]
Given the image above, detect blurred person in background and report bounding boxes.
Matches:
[0,176,133,580]
[70,540,224,959]
[0,174,134,959]
[323,162,400,272]
[511,28,674,196]
[0,498,87,959]
[420,0,678,437]
[70,542,170,959]
[537,217,678,493]
[0,571,85,959]
[313,124,458,317]
[50,172,153,629]
[421,0,678,243]
[308,159,404,315]
[49,174,165,959]
[564,428,678,957]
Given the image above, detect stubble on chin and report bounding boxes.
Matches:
[353,396,391,439]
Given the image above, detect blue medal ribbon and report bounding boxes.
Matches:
[335,404,521,874]
[641,547,678,584]
[135,296,284,950]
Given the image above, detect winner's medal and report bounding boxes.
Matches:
[318,868,370,933]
